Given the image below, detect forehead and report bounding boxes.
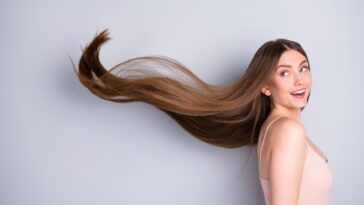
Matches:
[277,49,307,66]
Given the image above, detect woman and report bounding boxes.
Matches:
[257,49,334,204]
[74,29,334,204]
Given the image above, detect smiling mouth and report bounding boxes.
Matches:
[290,88,306,97]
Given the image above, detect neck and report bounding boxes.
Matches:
[271,106,301,121]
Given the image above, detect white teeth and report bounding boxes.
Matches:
[291,89,305,94]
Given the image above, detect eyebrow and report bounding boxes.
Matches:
[276,60,308,69]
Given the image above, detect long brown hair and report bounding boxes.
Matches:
[73,29,310,149]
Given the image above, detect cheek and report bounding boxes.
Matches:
[270,78,291,95]
[305,73,312,87]
[277,78,292,91]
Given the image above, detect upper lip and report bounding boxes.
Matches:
[291,88,306,93]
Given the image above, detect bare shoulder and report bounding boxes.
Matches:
[267,117,307,150]
[267,117,308,203]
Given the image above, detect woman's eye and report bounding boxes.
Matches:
[280,71,289,77]
[301,67,309,72]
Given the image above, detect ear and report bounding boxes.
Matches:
[261,85,271,96]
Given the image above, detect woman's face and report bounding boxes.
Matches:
[262,49,312,110]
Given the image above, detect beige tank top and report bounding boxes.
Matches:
[258,116,334,205]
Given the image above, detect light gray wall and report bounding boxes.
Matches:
[1,0,363,204]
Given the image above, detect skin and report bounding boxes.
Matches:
[258,49,313,205]
[262,49,312,121]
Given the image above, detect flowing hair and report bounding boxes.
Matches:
[73,29,310,149]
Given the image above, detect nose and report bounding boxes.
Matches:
[294,73,304,86]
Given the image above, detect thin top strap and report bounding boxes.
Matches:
[259,116,282,176]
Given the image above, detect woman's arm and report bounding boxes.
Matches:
[268,118,308,205]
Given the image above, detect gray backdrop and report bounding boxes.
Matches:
[1,0,363,204]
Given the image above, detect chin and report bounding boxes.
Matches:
[296,103,307,109]
[288,102,307,110]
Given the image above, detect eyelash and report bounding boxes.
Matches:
[280,66,310,77]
